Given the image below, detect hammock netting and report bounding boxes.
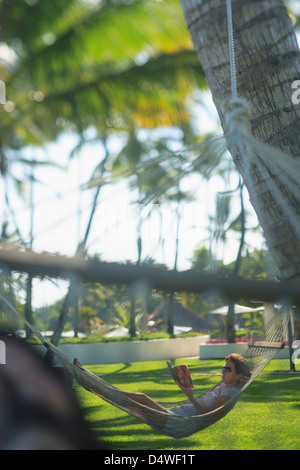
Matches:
[48,308,290,438]
[0,293,290,438]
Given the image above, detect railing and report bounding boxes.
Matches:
[1,248,300,306]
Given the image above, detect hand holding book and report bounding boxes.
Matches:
[167,361,194,389]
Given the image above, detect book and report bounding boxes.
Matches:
[167,361,194,388]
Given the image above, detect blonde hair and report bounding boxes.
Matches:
[225,353,252,378]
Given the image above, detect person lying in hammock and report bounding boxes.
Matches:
[123,353,251,425]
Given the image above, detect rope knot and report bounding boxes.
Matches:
[222,96,252,136]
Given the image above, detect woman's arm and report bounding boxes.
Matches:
[211,395,230,410]
[177,385,207,414]
[178,385,232,414]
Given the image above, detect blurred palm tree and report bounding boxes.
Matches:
[0,0,207,254]
[0,0,205,143]
[0,0,212,347]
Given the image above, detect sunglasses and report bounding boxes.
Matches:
[221,366,232,373]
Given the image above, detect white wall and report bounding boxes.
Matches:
[35,335,210,365]
[199,343,289,359]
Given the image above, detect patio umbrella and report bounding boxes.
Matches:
[208,304,264,315]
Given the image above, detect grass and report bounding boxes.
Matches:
[75,358,300,451]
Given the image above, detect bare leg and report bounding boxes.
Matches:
[123,391,168,414]
[123,391,170,430]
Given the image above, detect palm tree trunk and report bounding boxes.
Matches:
[227,184,246,342]
[25,163,35,338]
[24,274,33,339]
[45,140,109,364]
[167,294,175,337]
[180,0,300,281]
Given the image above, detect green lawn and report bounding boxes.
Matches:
[75,358,300,450]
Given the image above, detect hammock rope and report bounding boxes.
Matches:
[221,0,300,281]
[223,96,300,242]
[226,0,238,99]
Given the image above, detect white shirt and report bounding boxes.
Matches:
[169,383,239,417]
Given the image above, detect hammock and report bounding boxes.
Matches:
[0,292,289,439]
[43,309,290,439]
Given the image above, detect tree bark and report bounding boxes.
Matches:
[180,0,300,281]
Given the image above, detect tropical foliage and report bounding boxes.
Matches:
[1,1,298,340]
[0,0,208,338]
[0,0,203,146]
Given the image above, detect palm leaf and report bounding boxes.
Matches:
[2,0,205,144]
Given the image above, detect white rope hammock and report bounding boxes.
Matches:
[0,292,289,438]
